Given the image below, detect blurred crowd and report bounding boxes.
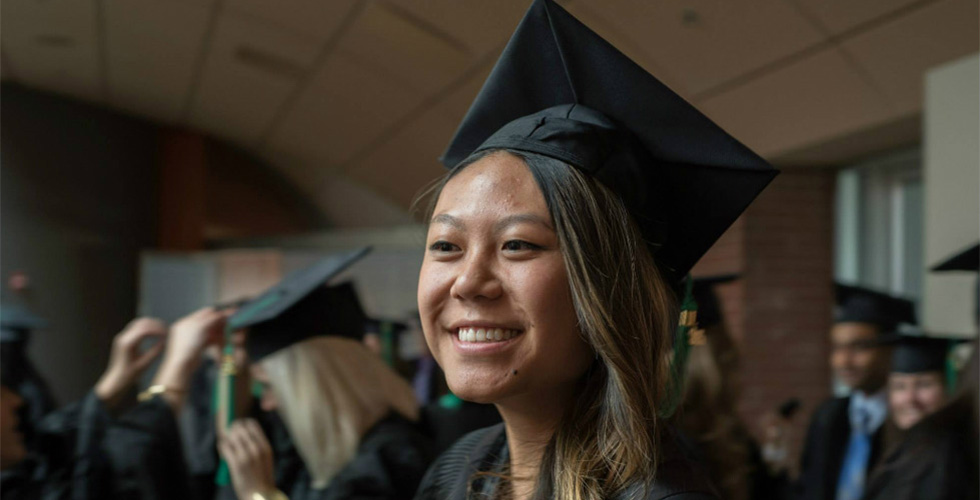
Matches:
[1,241,976,500]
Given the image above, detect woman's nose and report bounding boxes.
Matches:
[451,250,502,301]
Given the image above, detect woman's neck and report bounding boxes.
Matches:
[495,386,576,500]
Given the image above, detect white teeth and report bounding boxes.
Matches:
[457,327,519,343]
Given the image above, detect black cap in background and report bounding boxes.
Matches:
[691,274,739,329]
[229,247,371,361]
[0,299,47,344]
[834,283,916,334]
[931,242,979,272]
[889,333,958,374]
[439,0,777,282]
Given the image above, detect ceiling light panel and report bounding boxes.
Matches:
[1,0,101,102]
[187,12,319,144]
[104,0,212,123]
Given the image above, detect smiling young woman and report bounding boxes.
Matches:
[418,149,681,499]
[412,1,777,499]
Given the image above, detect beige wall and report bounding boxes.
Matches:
[923,54,979,336]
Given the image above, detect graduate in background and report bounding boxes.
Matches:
[863,335,977,500]
[885,334,957,431]
[0,298,58,451]
[216,249,433,500]
[678,275,786,500]
[0,317,170,499]
[863,242,979,500]
[796,285,915,500]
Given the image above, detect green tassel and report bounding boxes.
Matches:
[945,342,958,393]
[438,392,464,410]
[213,339,236,486]
[659,275,698,418]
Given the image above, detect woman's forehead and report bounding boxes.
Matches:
[434,154,550,221]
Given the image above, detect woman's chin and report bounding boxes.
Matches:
[446,371,514,404]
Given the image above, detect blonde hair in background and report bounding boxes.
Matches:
[260,336,419,489]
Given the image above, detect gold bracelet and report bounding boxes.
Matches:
[252,490,288,500]
[137,384,184,402]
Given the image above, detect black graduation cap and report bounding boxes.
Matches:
[691,274,739,329]
[0,299,48,344]
[834,283,916,333]
[889,333,957,374]
[931,242,979,272]
[439,0,778,283]
[229,247,371,361]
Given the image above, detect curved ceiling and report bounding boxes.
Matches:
[2,0,976,226]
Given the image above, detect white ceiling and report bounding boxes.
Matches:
[2,0,977,226]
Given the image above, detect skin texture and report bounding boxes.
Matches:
[0,385,26,470]
[888,371,946,430]
[418,153,594,499]
[152,307,230,412]
[829,322,892,393]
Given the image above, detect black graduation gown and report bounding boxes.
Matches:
[796,397,887,500]
[102,395,195,500]
[216,412,435,500]
[413,423,718,500]
[862,397,979,500]
[0,391,112,500]
[420,401,502,455]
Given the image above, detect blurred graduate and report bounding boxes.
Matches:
[797,284,916,500]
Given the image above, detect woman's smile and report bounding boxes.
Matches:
[418,152,593,404]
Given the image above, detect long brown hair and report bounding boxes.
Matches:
[419,149,677,499]
[678,323,753,500]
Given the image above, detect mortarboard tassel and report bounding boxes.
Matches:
[213,335,236,486]
[659,275,701,418]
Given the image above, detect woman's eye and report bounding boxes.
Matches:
[429,240,460,253]
[502,240,541,252]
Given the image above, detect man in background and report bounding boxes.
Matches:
[796,284,915,500]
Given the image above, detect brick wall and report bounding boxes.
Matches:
[692,168,837,472]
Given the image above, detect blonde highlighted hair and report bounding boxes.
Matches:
[420,149,677,499]
[260,336,419,489]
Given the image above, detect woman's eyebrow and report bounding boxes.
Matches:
[430,213,465,231]
[494,213,553,233]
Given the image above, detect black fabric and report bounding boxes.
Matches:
[834,284,917,333]
[890,335,955,374]
[216,412,433,500]
[102,396,194,500]
[230,247,371,361]
[691,274,738,329]
[181,359,221,500]
[931,243,979,272]
[439,0,777,283]
[795,397,888,500]
[862,390,979,500]
[414,423,718,500]
[0,391,113,500]
[420,401,502,456]
[2,343,59,451]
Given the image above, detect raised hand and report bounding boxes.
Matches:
[95,318,167,409]
[218,418,278,500]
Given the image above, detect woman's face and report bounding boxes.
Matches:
[250,363,279,413]
[418,153,593,406]
[888,371,946,430]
